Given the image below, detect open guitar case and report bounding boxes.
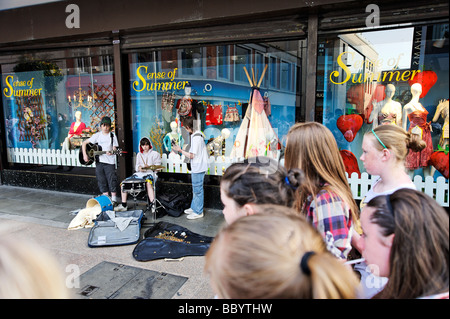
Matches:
[133,221,213,261]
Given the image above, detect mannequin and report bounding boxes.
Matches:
[63,111,86,150]
[177,85,193,117]
[161,91,175,123]
[68,111,86,138]
[370,84,402,127]
[432,99,449,149]
[402,83,433,177]
[163,121,183,152]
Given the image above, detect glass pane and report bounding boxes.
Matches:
[319,24,449,179]
[1,47,115,167]
[128,40,304,164]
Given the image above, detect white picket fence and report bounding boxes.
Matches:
[346,171,449,207]
[6,147,450,207]
[7,147,95,167]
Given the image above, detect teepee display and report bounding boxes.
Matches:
[231,65,281,159]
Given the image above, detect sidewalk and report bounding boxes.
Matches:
[0,184,225,299]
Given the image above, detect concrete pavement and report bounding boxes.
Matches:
[0,184,225,299]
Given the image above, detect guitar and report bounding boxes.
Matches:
[79,143,125,165]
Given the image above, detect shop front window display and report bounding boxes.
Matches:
[1,47,116,169]
[128,41,303,174]
[318,24,449,181]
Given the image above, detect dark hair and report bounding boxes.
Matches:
[221,156,304,208]
[100,116,111,126]
[366,188,449,299]
[140,137,151,146]
[182,117,194,130]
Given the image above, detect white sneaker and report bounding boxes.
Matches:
[114,204,127,212]
[184,208,195,215]
[187,212,204,220]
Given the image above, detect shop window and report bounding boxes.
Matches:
[318,23,449,181]
[128,39,304,173]
[1,46,116,169]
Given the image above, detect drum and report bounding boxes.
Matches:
[121,177,147,197]
[86,195,113,212]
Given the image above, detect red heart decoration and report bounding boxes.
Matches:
[336,114,363,142]
[408,70,438,98]
[429,151,449,179]
[340,149,361,177]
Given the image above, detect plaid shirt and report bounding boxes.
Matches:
[304,189,353,259]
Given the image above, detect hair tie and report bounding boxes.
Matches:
[284,176,298,190]
[300,251,315,275]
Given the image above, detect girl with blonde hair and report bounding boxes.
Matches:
[359,124,426,207]
[284,122,359,259]
[0,235,70,299]
[205,205,360,299]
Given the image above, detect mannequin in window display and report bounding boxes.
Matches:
[177,84,193,118]
[432,99,449,149]
[163,121,183,153]
[429,99,449,178]
[370,84,403,128]
[176,83,204,134]
[402,83,434,177]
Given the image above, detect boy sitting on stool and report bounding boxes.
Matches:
[115,137,162,211]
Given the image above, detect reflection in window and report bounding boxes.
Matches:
[181,48,203,76]
[280,61,291,91]
[127,40,303,165]
[255,52,265,87]
[269,56,278,88]
[234,46,251,83]
[218,45,229,80]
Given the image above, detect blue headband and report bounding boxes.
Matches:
[372,129,387,149]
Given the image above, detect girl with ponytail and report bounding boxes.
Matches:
[220,156,304,224]
[205,205,359,299]
[359,124,426,208]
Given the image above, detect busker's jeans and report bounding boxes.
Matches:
[190,171,205,215]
